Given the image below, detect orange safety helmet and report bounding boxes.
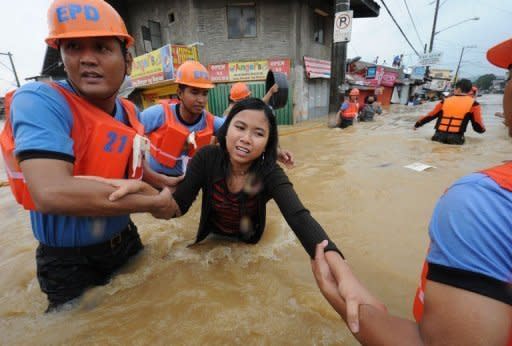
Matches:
[230,82,251,101]
[45,0,134,49]
[349,88,360,96]
[175,60,215,89]
[487,38,512,69]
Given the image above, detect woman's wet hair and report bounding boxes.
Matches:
[217,97,279,175]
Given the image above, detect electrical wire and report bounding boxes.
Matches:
[403,0,425,48]
[379,0,420,56]
[0,60,13,73]
[42,60,62,75]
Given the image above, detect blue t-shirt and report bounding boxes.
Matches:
[339,102,349,111]
[11,80,139,247]
[427,172,512,283]
[140,103,225,176]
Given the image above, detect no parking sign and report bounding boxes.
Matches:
[333,10,353,43]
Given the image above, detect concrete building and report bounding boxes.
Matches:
[491,76,506,93]
[107,0,379,123]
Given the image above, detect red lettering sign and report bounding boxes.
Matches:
[208,63,230,82]
[268,59,290,78]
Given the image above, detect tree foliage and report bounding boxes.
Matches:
[475,74,496,90]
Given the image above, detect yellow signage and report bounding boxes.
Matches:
[131,45,174,87]
[172,45,199,70]
[228,60,268,81]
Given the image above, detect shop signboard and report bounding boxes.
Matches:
[131,44,174,87]
[268,58,291,78]
[426,79,448,91]
[381,71,398,87]
[410,66,426,80]
[304,56,331,79]
[209,63,230,82]
[366,66,377,79]
[229,60,269,81]
[208,58,290,82]
[418,51,442,66]
[367,66,385,87]
[171,45,199,71]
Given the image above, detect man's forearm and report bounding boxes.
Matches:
[321,288,423,346]
[32,177,160,216]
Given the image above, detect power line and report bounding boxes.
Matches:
[42,60,62,75]
[0,60,13,73]
[0,77,17,86]
[403,0,425,48]
[379,0,420,56]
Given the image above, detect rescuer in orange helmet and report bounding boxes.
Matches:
[335,88,360,129]
[223,82,279,117]
[0,0,179,312]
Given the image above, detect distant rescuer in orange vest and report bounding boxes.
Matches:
[222,81,279,117]
[414,78,485,145]
[336,88,360,129]
[311,37,512,345]
[0,0,179,312]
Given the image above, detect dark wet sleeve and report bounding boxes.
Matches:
[172,146,210,215]
[470,103,485,133]
[267,165,343,259]
[415,101,443,128]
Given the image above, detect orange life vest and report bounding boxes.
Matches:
[412,260,429,322]
[0,83,145,210]
[148,101,214,168]
[413,163,512,322]
[341,102,359,119]
[437,96,474,134]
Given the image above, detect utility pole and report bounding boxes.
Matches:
[453,47,465,85]
[453,45,476,84]
[328,0,350,113]
[425,0,440,80]
[0,52,21,87]
[428,0,440,52]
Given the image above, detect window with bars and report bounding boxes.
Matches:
[227,5,257,39]
[313,12,326,44]
[141,20,162,52]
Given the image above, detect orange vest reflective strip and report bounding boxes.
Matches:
[437,96,474,133]
[149,101,214,168]
[341,102,359,119]
[413,260,429,322]
[0,83,145,210]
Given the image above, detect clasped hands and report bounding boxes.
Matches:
[311,240,387,334]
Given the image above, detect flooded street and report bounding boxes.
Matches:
[0,94,507,345]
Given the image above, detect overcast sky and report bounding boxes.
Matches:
[0,0,509,96]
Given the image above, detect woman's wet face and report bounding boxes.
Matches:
[226,109,269,167]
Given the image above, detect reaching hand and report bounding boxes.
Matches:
[271,83,279,94]
[312,240,387,334]
[142,159,184,191]
[159,174,184,193]
[277,148,295,168]
[150,187,176,219]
